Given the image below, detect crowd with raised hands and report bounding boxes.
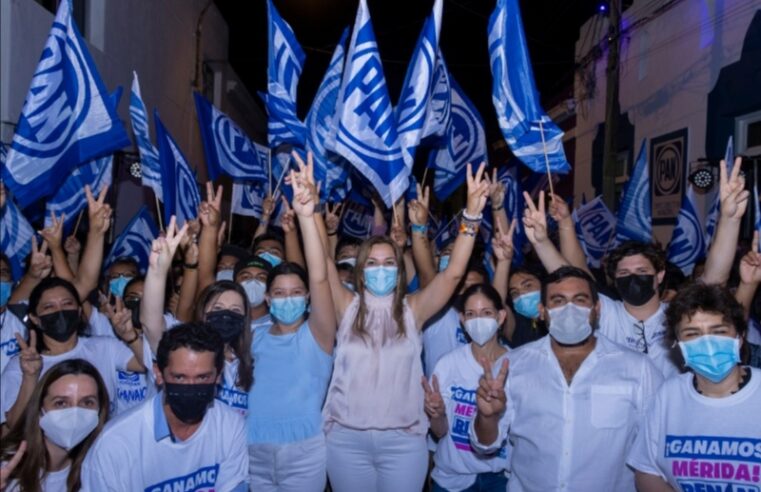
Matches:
[1,154,760,492]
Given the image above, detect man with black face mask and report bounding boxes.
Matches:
[81,323,248,491]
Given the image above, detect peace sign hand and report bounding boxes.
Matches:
[422,375,446,419]
[466,162,490,217]
[39,211,65,251]
[547,193,571,223]
[104,296,138,342]
[28,236,52,280]
[719,157,749,221]
[86,185,112,235]
[325,202,343,235]
[199,182,223,228]
[739,231,761,285]
[492,219,517,263]
[16,331,41,378]
[476,358,509,418]
[486,168,505,210]
[148,216,188,274]
[408,184,430,227]
[0,441,27,490]
[522,191,549,244]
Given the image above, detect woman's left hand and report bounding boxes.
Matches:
[465,162,489,217]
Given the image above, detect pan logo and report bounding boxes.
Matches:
[654,143,682,196]
[211,107,255,173]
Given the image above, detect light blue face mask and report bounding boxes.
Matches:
[363,266,398,297]
[0,281,12,307]
[109,276,133,298]
[438,255,450,272]
[216,269,234,282]
[270,296,307,325]
[679,335,741,384]
[513,290,541,319]
[259,252,283,268]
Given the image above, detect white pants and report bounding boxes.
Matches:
[326,425,428,492]
[248,433,327,492]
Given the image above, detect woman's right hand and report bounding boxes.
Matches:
[148,216,187,274]
[16,331,41,379]
[0,441,27,491]
[476,358,509,418]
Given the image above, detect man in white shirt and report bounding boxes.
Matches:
[470,267,663,492]
[81,322,248,492]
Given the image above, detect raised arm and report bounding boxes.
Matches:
[290,153,337,353]
[408,185,437,288]
[736,232,761,319]
[523,191,570,274]
[197,183,223,294]
[103,296,146,372]
[487,168,510,234]
[8,237,52,304]
[76,186,112,297]
[253,195,276,240]
[491,221,517,341]
[702,157,748,285]
[548,193,592,276]
[280,197,306,268]
[409,163,490,328]
[324,202,342,259]
[140,217,188,353]
[175,220,200,323]
[39,212,75,284]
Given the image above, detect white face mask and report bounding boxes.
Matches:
[547,303,593,345]
[463,317,499,346]
[241,279,266,307]
[39,407,99,450]
[216,269,234,282]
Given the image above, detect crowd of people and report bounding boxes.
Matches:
[0,153,759,492]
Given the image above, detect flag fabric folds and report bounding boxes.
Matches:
[194,93,267,183]
[573,196,617,269]
[754,172,761,253]
[429,76,487,201]
[0,197,35,281]
[616,140,651,244]
[497,165,527,265]
[104,206,159,275]
[266,0,306,148]
[154,112,201,226]
[304,29,351,202]
[667,185,706,275]
[487,0,569,175]
[1,0,130,209]
[331,0,409,208]
[129,72,163,201]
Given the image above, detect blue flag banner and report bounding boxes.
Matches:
[0,142,8,166]
[45,154,112,232]
[616,140,651,244]
[331,0,409,208]
[1,0,129,209]
[0,197,35,281]
[104,206,158,275]
[705,137,733,247]
[154,112,201,226]
[267,0,306,148]
[754,173,761,253]
[487,0,569,175]
[193,93,267,183]
[396,0,447,167]
[573,195,617,269]
[497,165,527,265]
[434,213,460,250]
[231,182,285,227]
[305,29,351,202]
[340,199,375,239]
[129,72,163,201]
[429,76,487,201]
[667,185,706,275]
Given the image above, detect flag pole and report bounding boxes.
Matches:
[72,210,85,237]
[227,201,234,243]
[421,166,430,187]
[154,195,164,232]
[272,164,290,198]
[538,120,556,199]
[268,151,273,198]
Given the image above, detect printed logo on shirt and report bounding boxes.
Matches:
[449,385,506,458]
[455,326,468,345]
[665,435,761,492]
[144,464,219,492]
[216,383,248,412]
[116,370,147,405]
[1,338,20,358]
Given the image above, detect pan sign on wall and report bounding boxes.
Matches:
[650,128,687,225]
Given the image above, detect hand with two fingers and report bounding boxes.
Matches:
[421,375,446,420]
[476,358,509,418]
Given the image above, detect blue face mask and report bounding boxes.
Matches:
[0,281,12,307]
[270,296,307,325]
[513,290,541,319]
[109,276,133,298]
[679,335,741,384]
[438,255,450,272]
[363,266,398,297]
[259,252,282,268]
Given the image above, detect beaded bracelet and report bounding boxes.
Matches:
[461,210,483,222]
[459,220,479,237]
[411,223,428,235]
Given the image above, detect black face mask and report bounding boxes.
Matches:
[38,310,81,342]
[615,274,656,306]
[124,298,142,330]
[164,382,216,424]
[205,310,245,344]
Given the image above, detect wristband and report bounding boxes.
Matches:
[327,231,338,236]
[411,223,428,235]
[183,262,198,269]
[459,220,479,237]
[462,210,483,222]
[491,204,504,212]
[123,331,140,345]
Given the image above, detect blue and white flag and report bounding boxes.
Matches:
[487,0,569,175]
[667,185,706,275]
[154,112,201,226]
[396,0,449,167]
[0,197,35,281]
[434,213,460,250]
[331,0,409,208]
[616,140,651,244]
[574,195,617,268]
[1,0,129,209]
[129,72,162,201]
[104,206,159,275]
[267,0,306,148]
[305,29,351,202]
[45,154,112,232]
[340,199,375,239]
[497,164,527,265]
[194,92,267,183]
[704,136,733,247]
[429,76,487,201]
[0,142,8,166]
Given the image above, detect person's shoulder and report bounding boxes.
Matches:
[207,400,245,429]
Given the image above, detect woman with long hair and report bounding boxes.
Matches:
[322,163,490,491]
[0,359,109,491]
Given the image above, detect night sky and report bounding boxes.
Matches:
[215,0,604,148]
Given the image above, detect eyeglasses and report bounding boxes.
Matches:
[634,321,648,354]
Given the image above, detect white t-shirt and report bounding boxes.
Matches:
[0,336,135,422]
[89,309,115,337]
[598,294,681,378]
[423,307,468,377]
[747,318,761,345]
[5,464,70,492]
[216,358,249,416]
[431,344,509,491]
[0,309,26,375]
[81,393,248,492]
[627,367,761,491]
[470,334,664,492]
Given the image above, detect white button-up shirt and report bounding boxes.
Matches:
[470,334,663,492]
